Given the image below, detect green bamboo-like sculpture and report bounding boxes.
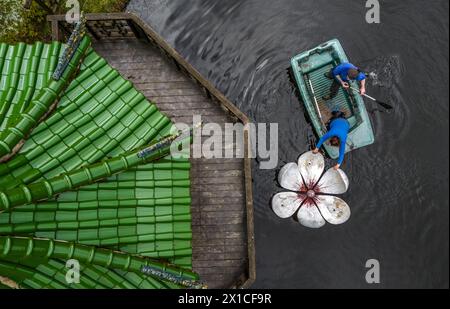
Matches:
[0,43,26,126]
[0,236,199,285]
[0,130,191,211]
[0,36,91,158]
[3,43,46,130]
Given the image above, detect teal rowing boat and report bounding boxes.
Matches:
[291,39,375,159]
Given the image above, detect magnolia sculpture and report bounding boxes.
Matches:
[272,151,351,228]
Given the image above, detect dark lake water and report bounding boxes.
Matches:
[128,0,449,288]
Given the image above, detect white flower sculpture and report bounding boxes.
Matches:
[272,151,351,228]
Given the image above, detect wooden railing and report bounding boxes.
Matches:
[47,12,256,289]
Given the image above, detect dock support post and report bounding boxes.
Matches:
[51,19,60,41]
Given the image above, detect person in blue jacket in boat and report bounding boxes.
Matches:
[313,108,350,170]
[322,62,367,101]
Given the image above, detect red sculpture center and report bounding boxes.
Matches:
[307,190,316,198]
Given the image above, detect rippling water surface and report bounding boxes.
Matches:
[128,0,449,288]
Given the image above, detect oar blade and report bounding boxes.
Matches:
[376,100,393,110]
[353,87,394,110]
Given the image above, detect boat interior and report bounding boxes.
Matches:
[299,54,361,132]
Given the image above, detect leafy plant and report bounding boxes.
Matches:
[0,0,130,43]
[0,0,23,39]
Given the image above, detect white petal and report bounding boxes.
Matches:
[278,162,303,191]
[315,195,351,225]
[297,204,326,228]
[272,192,305,219]
[316,168,349,194]
[298,151,325,188]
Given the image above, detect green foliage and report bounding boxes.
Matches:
[66,0,130,13]
[0,1,50,44]
[2,2,51,44]
[0,0,129,44]
[0,0,23,39]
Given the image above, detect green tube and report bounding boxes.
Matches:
[0,36,91,158]
[1,45,36,131]
[0,257,168,289]
[0,43,26,127]
[0,236,199,283]
[0,131,191,211]
[0,43,9,75]
[9,101,162,188]
[20,42,44,112]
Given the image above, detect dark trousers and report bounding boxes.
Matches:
[325,69,341,99]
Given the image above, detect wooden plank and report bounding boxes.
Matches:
[192,220,245,230]
[191,178,244,186]
[200,210,245,219]
[192,170,243,178]
[113,63,167,74]
[104,61,167,71]
[191,184,244,197]
[193,251,247,261]
[193,260,246,268]
[193,229,245,239]
[191,183,244,193]
[193,266,243,275]
[191,197,245,207]
[201,217,244,226]
[194,230,245,240]
[191,158,242,164]
[193,203,245,212]
[105,54,172,65]
[225,238,249,247]
[243,128,256,288]
[99,56,164,67]
[155,102,218,111]
[150,95,211,104]
[196,204,245,214]
[130,81,197,91]
[191,161,244,170]
[169,115,231,124]
[193,245,246,254]
[142,88,204,97]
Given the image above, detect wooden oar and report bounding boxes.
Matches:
[350,86,393,110]
[305,75,327,131]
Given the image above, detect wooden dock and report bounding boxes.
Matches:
[48,13,255,289]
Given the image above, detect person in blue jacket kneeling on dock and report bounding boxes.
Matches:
[313,109,350,170]
[322,62,366,100]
